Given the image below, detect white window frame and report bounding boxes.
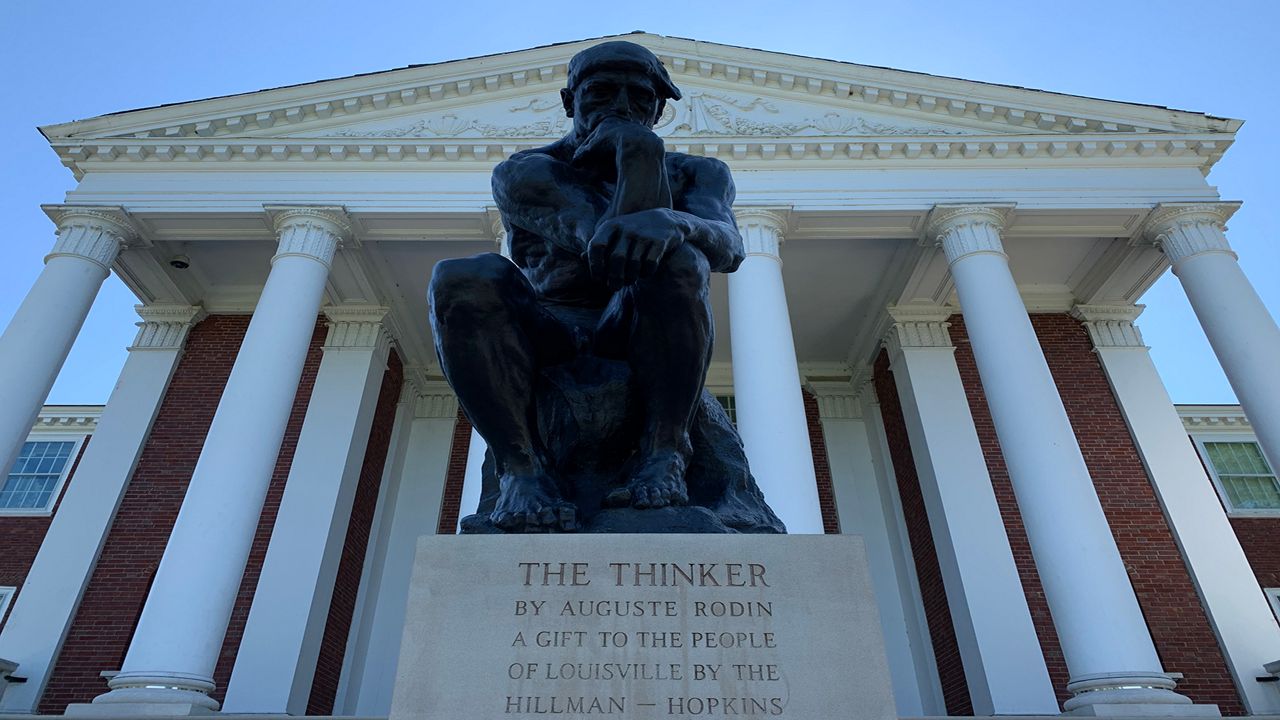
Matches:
[1262,588,1280,622]
[0,433,86,517]
[0,586,15,624]
[1191,432,1280,518]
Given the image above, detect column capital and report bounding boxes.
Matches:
[413,380,460,419]
[130,304,207,351]
[1141,202,1240,265]
[883,304,956,360]
[265,206,351,268]
[1071,304,1148,349]
[322,304,392,354]
[487,207,511,259]
[927,204,1012,264]
[805,380,862,420]
[41,205,138,270]
[733,207,791,258]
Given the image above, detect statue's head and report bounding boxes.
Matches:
[561,41,682,138]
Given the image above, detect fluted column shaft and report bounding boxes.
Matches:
[727,209,823,534]
[83,207,349,715]
[0,206,132,477]
[933,206,1190,713]
[1147,204,1280,470]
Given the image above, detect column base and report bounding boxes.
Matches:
[66,673,220,716]
[1063,673,1218,717]
[1065,703,1221,717]
[64,700,216,717]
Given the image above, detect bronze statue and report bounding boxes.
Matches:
[429,41,783,534]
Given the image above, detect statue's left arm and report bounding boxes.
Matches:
[587,155,745,285]
[670,156,744,273]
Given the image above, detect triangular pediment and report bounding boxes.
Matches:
[274,84,988,142]
[41,33,1238,174]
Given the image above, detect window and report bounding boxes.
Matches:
[1266,589,1280,623]
[1199,440,1280,515]
[0,586,13,625]
[1,440,77,514]
[714,394,737,425]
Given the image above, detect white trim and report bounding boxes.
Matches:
[0,434,86,517]
[1190,432,1280,518]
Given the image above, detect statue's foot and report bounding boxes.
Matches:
[606,451,690,509]
[491,473,578,532]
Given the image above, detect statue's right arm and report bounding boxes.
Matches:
[491,150,600,257]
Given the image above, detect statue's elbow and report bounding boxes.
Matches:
[724,247,746,273]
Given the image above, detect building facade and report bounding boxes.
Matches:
[0,33,1277,717]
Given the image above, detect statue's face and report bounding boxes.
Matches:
[561,69,663,137]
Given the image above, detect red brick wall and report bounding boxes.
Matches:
[306,351,404,714]
[435,409,472,534]
[948,313,1245,714]
[0,438,89,630]
[40,315,326,713]
[802,390,841,534]
[872,349,974,716]
[1230,518,1280,597]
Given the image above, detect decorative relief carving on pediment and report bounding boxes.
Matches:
[326,90,974,140]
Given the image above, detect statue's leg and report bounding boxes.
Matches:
[597,243,712,509]
[428,253,579,532]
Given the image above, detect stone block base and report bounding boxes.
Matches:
[1065,703,1222,717]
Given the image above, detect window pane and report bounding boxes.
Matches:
[1221,475,1280,510]
[2,440,74,510]
[1205,442,1273,476]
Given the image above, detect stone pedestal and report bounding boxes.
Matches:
[389,534,895,720]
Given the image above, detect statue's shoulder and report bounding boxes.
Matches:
[665,151,734,199]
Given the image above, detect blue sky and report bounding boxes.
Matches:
[2,0,1276,405]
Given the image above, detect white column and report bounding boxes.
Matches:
[883,306,1058,715]
[807,378,943,716]
[1145,203,1280,470]
[459,428,486,532]
[1075,304,1280,715]
[0,206,134,476]
[341,383,458,716]
[222,305,391,715]
[0,304,202,714]
[74,207,349,716]
[727,208,823,534]
[933,205,1203,715]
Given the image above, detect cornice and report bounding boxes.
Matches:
[1178,407,1252,432]
[31,407,102,434]
[47,134,1230,180]
[43,34,1231,144]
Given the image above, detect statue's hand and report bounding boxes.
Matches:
[572,116,658,169]
[587,209,686,288]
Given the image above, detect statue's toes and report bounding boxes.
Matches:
[537,506,558,526]
[669,484,689,506]
[557,505,578,532]
[605,487,632,507]
[492,511,523,531]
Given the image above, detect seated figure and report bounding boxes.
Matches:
[428,41,783,534]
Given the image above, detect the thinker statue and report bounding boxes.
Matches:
[429,41,784,534]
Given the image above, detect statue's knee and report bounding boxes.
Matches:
[663,243,711,287]
[429,253,515,309]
